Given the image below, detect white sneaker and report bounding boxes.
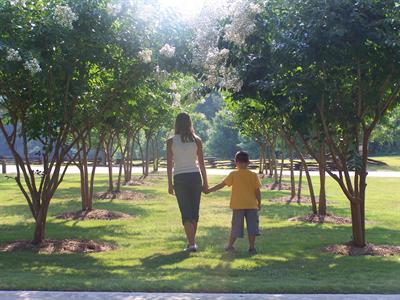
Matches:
[184,244,198,252]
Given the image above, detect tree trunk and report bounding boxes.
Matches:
[270,141,279,185]
[303,160,317,214]
[137,137,145,177]
[144,135,150,177]
[258,142,263,174]
[123,135,132,184]
[278,149,284,190]
[87,138,102,211]
[104,137,114,193]
[32,202,49,245]
[153,137,160,172]
[288,142,296,199]
[350,201,365,247]
[79,165,86,211]
[350,131,369,247]
[266,146,273,178]
[318,142,327,216]
[82,141,90,210]
[297,163,303,203]
[116,136,128,192]
[289,135,318,214]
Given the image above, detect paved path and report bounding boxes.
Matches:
[3,165,400,177]
[0,292,399,300]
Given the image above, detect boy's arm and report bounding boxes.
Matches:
[206,181,227,194]
[255,187,261,209]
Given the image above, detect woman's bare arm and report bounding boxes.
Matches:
[195,137,208,192]
[166,138,174,195]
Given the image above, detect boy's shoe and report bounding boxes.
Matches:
[248,248,257,255]
[224,245,235,252]
[184,244,198,253]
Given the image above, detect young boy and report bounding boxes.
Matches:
[206,151,262,254]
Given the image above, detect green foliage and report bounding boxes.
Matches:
[194,92,224,121]
[190,112,210,143]
[205,109,240,158]
[370,104,400,154]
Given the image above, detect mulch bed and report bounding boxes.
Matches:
[122,180,154,186]
[270,196,337,205]
[0,239,116,254]
[54,209,131,220]
[288,213,352,224]
[95,190,146,201]
[265,183,291,190]
[323,243,400,256]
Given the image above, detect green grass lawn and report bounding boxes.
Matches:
[368,155,400,171]
[0,173,399,293]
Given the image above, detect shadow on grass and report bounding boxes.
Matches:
[0,221,399,292]
[0,219,136,245]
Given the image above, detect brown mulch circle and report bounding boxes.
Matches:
[270,196,337,205]
[95,190,146,201]
[54,209,131,220]
[265,183,291,190]
[0,239,116,254]
[122,180,154,186]
[288,213,352,224]
[322,243,400,256]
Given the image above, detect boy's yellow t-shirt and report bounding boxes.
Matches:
[223,169,262,209]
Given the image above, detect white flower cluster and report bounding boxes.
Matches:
[220,66,243,92]
[205,47,230,66]
[249,3,263,14]
[4,47,42,75]
[106,3,122,16]
[155,65,170,82]
[6,48,22,62]
[203,65,243,93]
[203,47,242,91]
[191,1,229,67]
[23,58,42,75]
[191,1,262,93]
[138,48,152,64]
[159,44,175,58]
[9,0,26,7]
[53,4,78,30]
[224,1,262,46]
[172,93,181,107]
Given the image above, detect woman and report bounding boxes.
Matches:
[167,112,208,252]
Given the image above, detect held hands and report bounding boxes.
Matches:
[168,183,175,195]
[202,183,209,194]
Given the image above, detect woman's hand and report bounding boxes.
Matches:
[168,183,175,195]
[202,183,209,194]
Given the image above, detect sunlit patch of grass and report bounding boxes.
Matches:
[0,173,399,293]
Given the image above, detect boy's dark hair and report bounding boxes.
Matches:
[235,151,250,163]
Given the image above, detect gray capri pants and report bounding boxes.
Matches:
[173,172,202,224]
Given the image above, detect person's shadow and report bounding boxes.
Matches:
[140,251,190,269]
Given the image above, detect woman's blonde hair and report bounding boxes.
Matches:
[175,112,195,143]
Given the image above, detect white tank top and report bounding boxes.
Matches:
[171,134,200,175]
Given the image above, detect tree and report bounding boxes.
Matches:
[0,0,119,244]
[280,0,400,246]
